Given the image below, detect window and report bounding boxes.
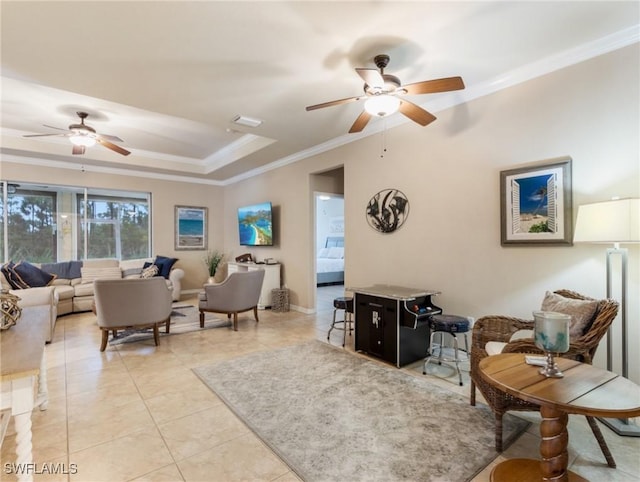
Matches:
[1,181,151,263]
[2,186,56,263]
[78,193,150,260]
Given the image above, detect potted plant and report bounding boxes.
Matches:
[204,250,224,284]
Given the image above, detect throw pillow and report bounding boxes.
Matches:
[1,262,26,289]
[1,262,14,288]
[140,264,159,279]
[13,261,57,288]
[154,256,178,279]
[540,291,599,339]
[142,261,158,276]
[0,264,12,290]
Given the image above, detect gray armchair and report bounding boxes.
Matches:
[94,277,173,351]
[199,269,265,331]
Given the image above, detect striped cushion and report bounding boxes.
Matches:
[81,267,122,284]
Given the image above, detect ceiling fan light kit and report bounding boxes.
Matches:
[306,54,464,133]
[364,95,400,117]
[69,134,96,147]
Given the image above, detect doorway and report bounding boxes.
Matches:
[314,193,344,314]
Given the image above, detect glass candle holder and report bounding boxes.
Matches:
[533,311,571,378]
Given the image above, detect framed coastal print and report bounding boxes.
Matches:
[500,157,572,246]
[175,205,207,250]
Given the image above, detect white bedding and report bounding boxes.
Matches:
[317,257,344,273]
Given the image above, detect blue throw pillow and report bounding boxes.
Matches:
[1,261,24,289]
[13,261,57,288]
[154,256,178,279]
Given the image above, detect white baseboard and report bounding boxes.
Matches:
[180,289,314,314]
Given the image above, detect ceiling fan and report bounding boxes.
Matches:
[306,54,465,133]
[23,111,130,156]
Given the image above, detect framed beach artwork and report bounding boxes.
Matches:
[500,157,572,246]
[175,205,208,250]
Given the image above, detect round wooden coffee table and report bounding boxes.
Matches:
[479,353,640,482]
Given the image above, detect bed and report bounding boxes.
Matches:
[316,236,344,286]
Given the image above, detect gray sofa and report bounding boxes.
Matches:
[2,258,184,342]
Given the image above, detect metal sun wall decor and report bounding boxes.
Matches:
[366,189,409,233]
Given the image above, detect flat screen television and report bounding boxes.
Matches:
[238,202,273,246]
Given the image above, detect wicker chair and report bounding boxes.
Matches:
[470,289,619,467]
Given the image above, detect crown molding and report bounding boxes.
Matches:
[203,133,277,173]
[0,151,224,186]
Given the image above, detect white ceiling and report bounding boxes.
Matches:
[1,1,638,185]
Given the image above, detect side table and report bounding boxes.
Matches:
[0,305,50,482]
[479,353,640,482]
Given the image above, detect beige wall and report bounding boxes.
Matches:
[0,163,225,293]
[2,45,638,381]
[224,44,640,382]
[222,158,347,308]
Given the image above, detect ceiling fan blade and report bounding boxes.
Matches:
[356,68,384,89]
[42,124,71,132]
[97,138,131,156]
[306,95,364,111]
[401,76,465,95]
[23,133,65,138]
[398,100,437,126]
[97,133,124,143]
[348,111,372,133]
[72,144,85,155]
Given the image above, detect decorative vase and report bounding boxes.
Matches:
[207,276,216,285]
[0,289,22,331]
[533,310,571,378]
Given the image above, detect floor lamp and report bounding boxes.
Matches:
[574,198,640,436]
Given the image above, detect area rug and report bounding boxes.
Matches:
[109,305,231,345]
[193,340,530,482]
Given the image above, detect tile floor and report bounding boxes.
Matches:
[1,286,639,481]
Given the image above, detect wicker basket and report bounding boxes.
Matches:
[271,288,289,312]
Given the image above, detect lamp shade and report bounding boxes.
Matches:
[573,198,640,244]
